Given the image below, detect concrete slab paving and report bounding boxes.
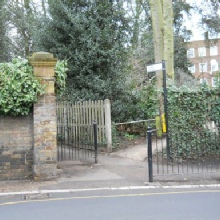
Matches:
[0,143,219,196]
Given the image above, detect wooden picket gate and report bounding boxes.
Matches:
[56,99,112,161]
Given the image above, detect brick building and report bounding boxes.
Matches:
[186,38,220,87]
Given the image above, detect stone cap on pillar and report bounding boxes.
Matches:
[28,52,57,77]
[28,52,57,66]
[32,52,54,59]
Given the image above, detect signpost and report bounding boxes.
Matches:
[146,60,170,159]
[146,62,163,73]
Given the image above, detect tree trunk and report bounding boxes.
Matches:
[163,0,174,79]
[149,0,164,117]
[132,0,142,49]
[149,0,174,81]
[148,0,164,89]
[42,0,47,16]
[149,0,174,125]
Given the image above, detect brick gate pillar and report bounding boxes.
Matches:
[28,52,57,181]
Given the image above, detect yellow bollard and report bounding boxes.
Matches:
[162,113,166,133]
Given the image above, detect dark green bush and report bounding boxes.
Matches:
[0,57,67,116]
[0,57,44,116]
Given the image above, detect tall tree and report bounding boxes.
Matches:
[147,0,174,120]
[148,0,174,81]
[0,0,10,62]
[34,0,131,119]
[3,0,37,58]
[125,0,154,88]
[199,0,220,36]
[131,0,142,49]
[173,0,192,78]
[126,0,193,89]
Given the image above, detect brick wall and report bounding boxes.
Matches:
[0,115,33,180]
[0,52,57,181]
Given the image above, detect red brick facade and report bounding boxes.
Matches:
[187,38,220,87]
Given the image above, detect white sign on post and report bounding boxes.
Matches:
[147,63,163,73]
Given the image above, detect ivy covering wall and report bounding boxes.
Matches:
[167,84,220,159]
[0,57,67,116]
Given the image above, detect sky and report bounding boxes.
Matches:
[29,0,216,42]
[185,0,220,41]
[184,0,204,41]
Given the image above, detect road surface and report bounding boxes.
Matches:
[0,188,220,220]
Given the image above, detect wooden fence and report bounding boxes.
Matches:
[56,99,112,152]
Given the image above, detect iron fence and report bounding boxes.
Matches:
[57,121,98,163]
[147,128,220,182]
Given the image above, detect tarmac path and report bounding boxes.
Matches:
[1,189,220,220]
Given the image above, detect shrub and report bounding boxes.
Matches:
[55,60,68,95]
[0,57,67,116]
[0,57,45,116]
[167,83,220,158]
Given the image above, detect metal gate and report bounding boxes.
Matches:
[147,129,220,182]
[146,60,220,182]
[57,121,98,163]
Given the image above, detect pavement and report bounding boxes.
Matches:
[0,143,220,197]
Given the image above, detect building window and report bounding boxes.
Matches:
[187,48,195,58]
[199,63,207,72]
[200,78,208,85]
[188,64,195,73]
[210,46,218,56]
[210,59,219,72]
[212,77,219,87]
[198,47,206,57]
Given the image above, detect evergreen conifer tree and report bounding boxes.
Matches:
[34,0,130,102]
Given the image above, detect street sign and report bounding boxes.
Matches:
[147,63,163,72]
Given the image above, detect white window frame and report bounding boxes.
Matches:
[200,78,208,85]
[188,64,195,73]
[198,47,206,57]
[210,59,219,72]
[210,46,218,56]
[199,63,207,72]
[212,77,219,87]
[187,48,195,58]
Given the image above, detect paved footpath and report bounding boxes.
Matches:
[0,144,220,197]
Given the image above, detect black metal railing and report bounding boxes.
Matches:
[57,121,98,163]
[147,128,220,182]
